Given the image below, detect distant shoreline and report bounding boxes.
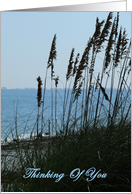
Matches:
[1,87,65,90]
[1,87,125,90]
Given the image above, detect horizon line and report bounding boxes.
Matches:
[1,87,128,90]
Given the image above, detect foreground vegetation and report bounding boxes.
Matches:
[1,12,131,192]
[2,122,131,192]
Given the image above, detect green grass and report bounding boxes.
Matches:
[1,120,131,192]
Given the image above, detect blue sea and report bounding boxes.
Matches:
[1,88,131,140]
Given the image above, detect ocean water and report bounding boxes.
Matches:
[1,88,131,141]
[1,89,67,140]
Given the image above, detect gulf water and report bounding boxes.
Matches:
[1,88,131,141]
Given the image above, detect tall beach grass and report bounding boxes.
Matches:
[1,12,131,192]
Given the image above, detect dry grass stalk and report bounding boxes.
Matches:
[41,34,57,132]
[53,76,59,88]
[36,76,43,107]
[73,80,84,102]
[66,48,75,80]
[72,37,93,96]
[72,53,79,76]
[73,13,112,101]
[92,17,105,52]
[47,34,57,69]
[95,73,100,92]
[128,59,131,74]
[121,28,129,58]
[36,76,43,137]
[114,27,122,67]
[103,16,117,72]
[97,12,113,53]
[99,83,110,103]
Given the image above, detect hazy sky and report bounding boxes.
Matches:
[1,12,131,89]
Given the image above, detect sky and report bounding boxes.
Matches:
[1,12,131,89]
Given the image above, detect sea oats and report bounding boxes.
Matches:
[93,17,105,52]
[115,12,119,39]
[36,76,43,137]
[51,64,55,78]
[72,53,79,76]
[36,76,43,107]
[53,76,59,87]
[114,27,122,67]
[47,34,57,68]
[73,80,84,102]
[95,73,100,92]
[128,59,131,74]
[89,46,96,75]
[104,16,117,72]
[99,12,113,45]
[120,28,129,58]
[66,48,75,80]
[73,37,93,94]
